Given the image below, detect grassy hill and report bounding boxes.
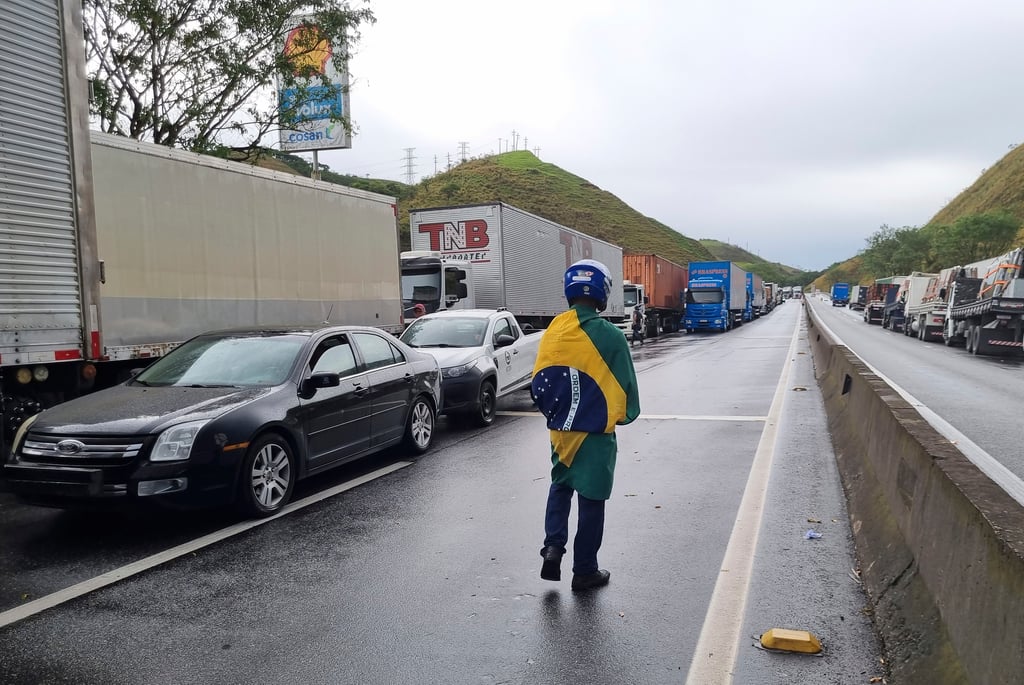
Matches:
[398,151,715,268]
[812,145,1024,292]
[237,146,818,283]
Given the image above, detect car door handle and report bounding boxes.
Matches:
[512,349,519,354]
[353,385,368,397]
[403,373,415,384]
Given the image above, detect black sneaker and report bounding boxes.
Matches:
[571,569,611,591]
[540,546,564,581]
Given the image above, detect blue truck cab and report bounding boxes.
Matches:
[831,282,851,307]
[684,261,749,332]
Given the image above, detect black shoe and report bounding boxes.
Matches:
[540,546,564,581]
[571,569,611,591]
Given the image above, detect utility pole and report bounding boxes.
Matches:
[446,152,452,171]
[523,137,528,152]
[458,141,469,163]
[533,146,541,158]
[433,155,438,175]
[403,147,416,185]
[511,129,518,150]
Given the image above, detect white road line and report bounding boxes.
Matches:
[0,461,413,630]
[686,308,802,684]
[812,306,1024,507]
[497,411,767,422]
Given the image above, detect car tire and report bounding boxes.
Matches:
[474,380,497,427]
[403,395,435,455]
[238,434,296,518]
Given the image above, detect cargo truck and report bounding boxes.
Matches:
[683,261,748,332]
[944,248,1024,356]
[0,3,403,444]
[406,203,624,329]
[863,278,903,325]
[617,254,687,338]
[830,282,850,307]
[746,272,765,320]
[849,285,868,311]
[883,272,935,333]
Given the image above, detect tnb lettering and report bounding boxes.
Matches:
[559,231,593,268]
[418,220,489,251]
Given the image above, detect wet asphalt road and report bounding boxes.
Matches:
[0,302,884,684]
[807,297,1024,482]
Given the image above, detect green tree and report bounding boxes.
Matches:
[859,225,930,277]
[930,211,1021,268]
[85,0,374,152]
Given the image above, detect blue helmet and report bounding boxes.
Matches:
[564,259,612,311]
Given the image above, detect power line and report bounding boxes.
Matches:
[402,148,416,185]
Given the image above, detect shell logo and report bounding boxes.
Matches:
[283,25,332,76]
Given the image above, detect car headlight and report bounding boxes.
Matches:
[150,420,208,462]
[9,413,39,460]
[442,363,474,379]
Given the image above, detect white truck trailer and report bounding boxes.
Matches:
[406,203,624,328]
[0,1,402,442]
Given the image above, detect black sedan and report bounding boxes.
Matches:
[3,325,441,517]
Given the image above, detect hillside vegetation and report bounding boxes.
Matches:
[812,145,1024,292]
[399,151,715,268]
[234,146,817,283]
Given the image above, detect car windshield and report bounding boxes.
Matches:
[400,317,487,348]
[133,334,307,387]
[623,287,640,307]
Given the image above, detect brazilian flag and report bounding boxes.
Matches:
[532,305,640,500]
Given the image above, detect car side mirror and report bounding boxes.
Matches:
[299,372,341,398]
[494,333,515,348]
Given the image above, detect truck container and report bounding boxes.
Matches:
[746,272,765,320]
[762,283,777,314]
[944,248,1024,356]
[849,285,868,311]
[906,269,957,342]
[406,202,624,328]
[618,253,687,338]
[683,261,748,332]
[0,3,403,444]
[830,282,850,307]
[882,272,935,333]
[863,277,904,325]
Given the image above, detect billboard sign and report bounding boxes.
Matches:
[277,16,351,152]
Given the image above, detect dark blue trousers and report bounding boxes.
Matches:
[543,482,606,575]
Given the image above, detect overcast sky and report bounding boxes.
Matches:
[312,0,1024,271]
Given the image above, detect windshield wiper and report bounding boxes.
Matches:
[184,383,239,388]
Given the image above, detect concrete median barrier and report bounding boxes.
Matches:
[804,301,1024,684]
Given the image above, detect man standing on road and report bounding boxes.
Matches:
[532,259,641,591]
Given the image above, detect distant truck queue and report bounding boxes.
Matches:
[845,246,1024,357]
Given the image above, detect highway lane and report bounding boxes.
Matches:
[0,302,882,684]
[807,297,1024,487]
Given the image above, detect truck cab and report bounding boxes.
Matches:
[618,280,648,336]
[399,251,474,319]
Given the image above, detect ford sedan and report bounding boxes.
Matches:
[4,325,441,517]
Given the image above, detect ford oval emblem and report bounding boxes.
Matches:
[56,439,86,455]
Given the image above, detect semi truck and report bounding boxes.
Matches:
[883,272,935,333]
[683,261,748,332]
[944,248,1024,356]
[618,254,688,338]
[405,202,624,329]
[849,285,868,311]
[830,282,851,307]
[0,2,403,444]
[746,272,765,320]
[863,278,903,325]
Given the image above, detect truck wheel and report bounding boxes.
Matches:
[238,434,295,518]
[404,395,436,454]
[474,380,497,427]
